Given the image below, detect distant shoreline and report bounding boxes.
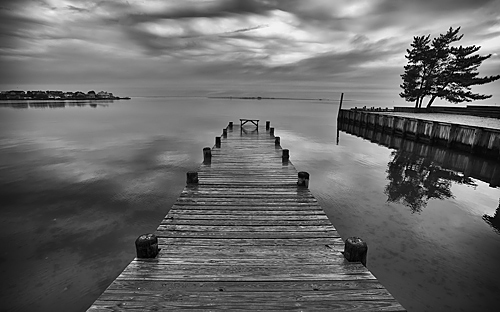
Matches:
[208,96,341,101]
[0,97,131,101]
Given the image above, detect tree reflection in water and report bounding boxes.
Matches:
[384,150,477,213]
[483,200,500,234]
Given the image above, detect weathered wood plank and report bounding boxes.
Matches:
[87,123,406,311]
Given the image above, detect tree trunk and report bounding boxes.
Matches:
[426,95,437,108]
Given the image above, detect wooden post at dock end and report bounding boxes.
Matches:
[215,136,221,148]
[266,121,271,130]
[282,149,289,163]
[337,93,344,121]
[275,136,281,146]
[343,237,367,266]
[228,121,233,130]
[203,147,212,164]
[297,171,309,188]
[186,171,199,184]
[222,128,228,138]
[135,234,159,259]
[270,127,275,136]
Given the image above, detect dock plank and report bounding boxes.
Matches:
[88,123,406,311]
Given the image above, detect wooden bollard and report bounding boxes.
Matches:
[203,147,211,163]
[343,237,367,266]
[297,171,309,188]
[215,136,221,148]
[270,127,275,136]
[228,121,233,130]
[275,136,280,146]
[222,128,227,138]
[266,121,270,130]
[135,233,159,258]
[186,171,198,184]
[282,149,289,162]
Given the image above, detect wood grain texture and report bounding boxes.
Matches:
[87,124,406,311]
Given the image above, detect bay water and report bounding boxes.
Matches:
[0,97,499,311]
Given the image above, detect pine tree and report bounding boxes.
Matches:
[400,27,500,108]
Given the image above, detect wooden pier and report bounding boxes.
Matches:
[88,121,406,311]
[338,109,500,159]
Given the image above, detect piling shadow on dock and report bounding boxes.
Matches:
[87,121,406,311]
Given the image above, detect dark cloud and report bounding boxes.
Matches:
[375,0,498,14]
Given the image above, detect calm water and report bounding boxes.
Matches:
[0,97,499,312]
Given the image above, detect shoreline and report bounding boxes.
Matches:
[0,97,131,101]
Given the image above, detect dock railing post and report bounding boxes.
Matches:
[275,136,281,146]
[222,128,227,138]
[282,149,289,163]
[135,234,159,259]
[343,237,367,266]
[266,121,270,130]
[270,127,275,136]
[297,171,309,188]
[215,136,221,148]
[186,171,199,184]
[203,147,212,164]
[228,121,233,130]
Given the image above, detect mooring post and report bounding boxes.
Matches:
[203,147,212,164]
[270,127,275,136]
[228,121,233,130]
[275,136,281,146]
[186,171,199,184]
[215,136,221,148]
[135,233,159,259]
[266,121,270,130]
[282,149,289,163]
[297,171,309,188]
[222,128,227,138]
[343,237,367,266]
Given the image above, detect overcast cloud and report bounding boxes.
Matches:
[1,0,499,103]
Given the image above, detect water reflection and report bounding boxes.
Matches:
[483,200,500,234]
[339,122,499,215]
[0,100,110,109]
[385,150,476,213]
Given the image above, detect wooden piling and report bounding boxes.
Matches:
[343,237,367,266]
[186,171,198,184]
[215,136,221,148]
[275,136,281,146]
[282,148,289,162]
[203,147,212,164]
[266,121,270,130]
[297,171,309,188]
[135,234,159,259]
[228,121,233,130]
[270,127,274,136]
[222,128,227,138]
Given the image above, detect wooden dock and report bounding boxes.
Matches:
[88,121,406,311]
[338,109,500,159]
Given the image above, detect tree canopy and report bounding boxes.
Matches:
[400,27,500,108]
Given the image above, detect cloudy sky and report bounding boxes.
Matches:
[1,0,499,104]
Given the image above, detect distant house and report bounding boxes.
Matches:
[97,91,113,99]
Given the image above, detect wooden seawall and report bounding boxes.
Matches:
[338,109,500,159]
[88,121,406,311]
[339,122,500,188]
